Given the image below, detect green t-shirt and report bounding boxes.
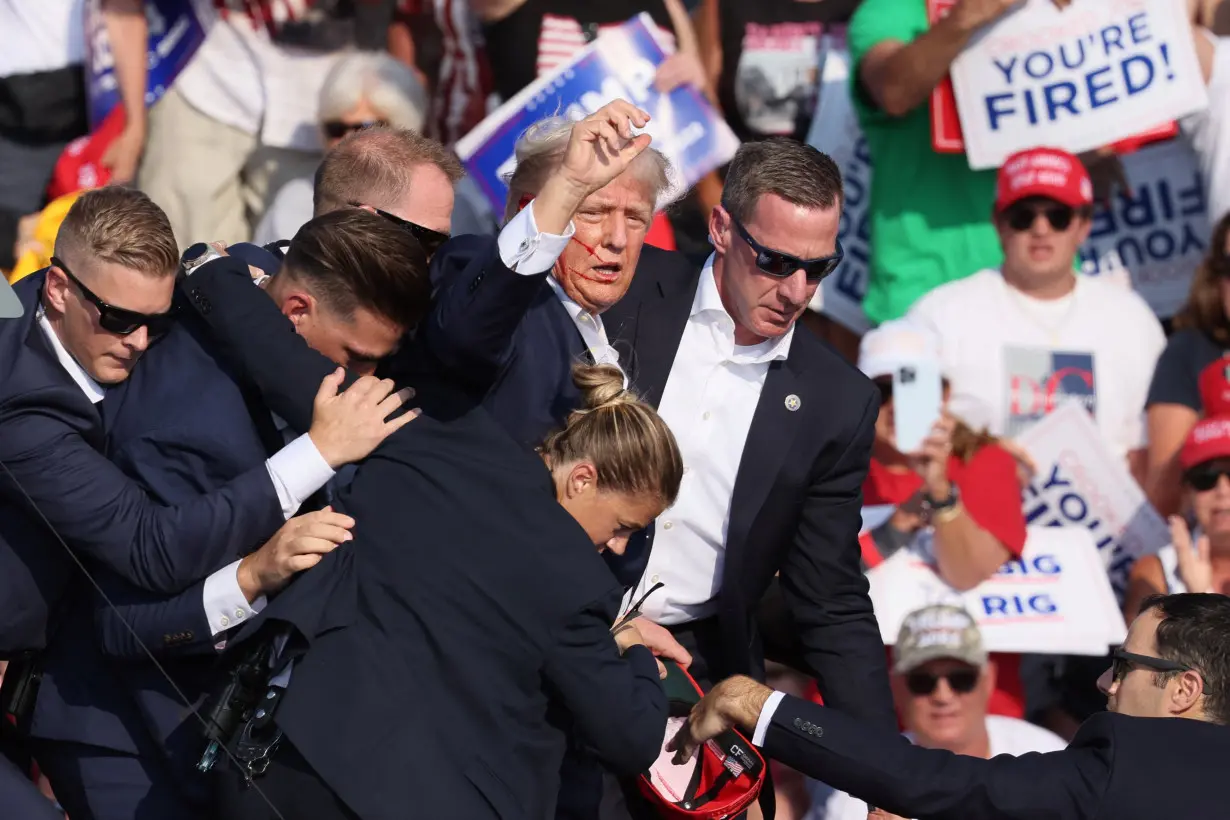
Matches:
[848,0,1002,325]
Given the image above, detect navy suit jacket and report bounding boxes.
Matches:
[0,272,285,658]
[177,256,669,820]
[32,312,284,797]
[765,696,1230,819]
[601,260,897,731]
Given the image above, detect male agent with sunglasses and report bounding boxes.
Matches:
[0,188,415,820]
[599,136,897,818]
[807,605,1064,820]
[672,592,1230,820]
[907,146,1165,484]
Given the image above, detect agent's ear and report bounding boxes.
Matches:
[1171,668,1206,716]
[566,461,598,499]
[44,262,72,315]
[279,290,316,329]
[709,205,734,255]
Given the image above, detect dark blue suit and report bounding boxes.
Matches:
[0,273,290,820]
[175,256,668,820]
[0,272,286,657]
[34,238,555,819]
[29,314,287,820]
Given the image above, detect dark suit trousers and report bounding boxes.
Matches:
[31,738,200,820]
[0,752,60,820]
[214,739,360,820]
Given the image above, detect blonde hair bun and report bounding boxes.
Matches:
[574,363,636,411]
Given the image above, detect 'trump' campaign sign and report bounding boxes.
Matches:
[950,0,1208,170]
[868,526,1126,655]
[84,0,206,130]
[455,13,739,215]
[1015,402,1167,600]
[1079,138,1209,318]
[806,34,873,334]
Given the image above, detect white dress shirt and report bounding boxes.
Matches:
[36,310,334,641]
[622,255,795,626]
[495,201,624,372]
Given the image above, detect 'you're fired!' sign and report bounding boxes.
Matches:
[950,0,1208,170]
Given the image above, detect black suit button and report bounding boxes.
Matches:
[812,726,823,737]
[793,718,803,729]
[468,272,485,293]
[801,721,813,731]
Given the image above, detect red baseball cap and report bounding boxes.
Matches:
[994,147,1093,213]
[1198,356,1230,418]
[1180,417,1230,471]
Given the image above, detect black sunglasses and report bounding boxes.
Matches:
[1003,202,1076,232]
[50,256,177,337]
[1110,647,1190,682]
[322,119,388,140]
[905,668,979,696]
[349,202,450,258]
[728,215,844,282]
[1185,466,1230,492]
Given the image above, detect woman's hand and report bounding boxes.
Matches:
[909,413,957,498]
[1169,515,1215,593]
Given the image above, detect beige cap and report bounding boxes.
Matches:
[893,604,987,674]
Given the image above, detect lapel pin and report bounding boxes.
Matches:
[785,394,801,412]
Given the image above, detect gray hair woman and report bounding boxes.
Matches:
[254,52,430,246]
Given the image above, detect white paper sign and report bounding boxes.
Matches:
[806,35,872,334]
[868,526,1126,655]
[1015,402,1168,600]
[951,0,1209,170]
[1078,138,1210,318]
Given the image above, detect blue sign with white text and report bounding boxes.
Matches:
[456,13,738,215]
[85,0,206,129]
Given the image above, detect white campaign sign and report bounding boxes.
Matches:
[951,0,1209,170]
[806,34,872,335]
[868,526,1126,655]
[1078,137,1210,318]
[1015,402,1168,600]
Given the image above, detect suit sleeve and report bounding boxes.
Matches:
[91,430,259,659]
[542,592,668,775]
[0,387,283,594]
[413,236,548,394]
[179,257,355,433]
[93,573,216,659]
[777,386,897,731]
[762,695,1108,820]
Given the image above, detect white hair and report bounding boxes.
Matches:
[502,114,674,219]
[318,51,429,134]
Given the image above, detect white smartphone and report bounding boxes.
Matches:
[892,360,943,454]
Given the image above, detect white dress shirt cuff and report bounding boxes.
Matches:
[497,199,575,274]
[265,432,335,519]
[202,559,268,637]
[751,690,787,748]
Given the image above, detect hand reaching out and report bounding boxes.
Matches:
[237,507,356,599]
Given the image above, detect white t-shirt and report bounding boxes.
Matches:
[806,716,1067,820]
[0,0,85,77]
[174,0,338,151]
[1182,32,1230,225]
[907,270,1166,463]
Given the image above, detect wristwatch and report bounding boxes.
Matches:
[181,242,224,276]
[922,484,961,523]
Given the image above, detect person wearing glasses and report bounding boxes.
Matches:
[806,604,1064,820]
[253,52,430,247]
[1125,416,1230,617]
[0,188,411,820]
[593,136,896,818]
[670,592,1230,820]
[905,147,1166,483]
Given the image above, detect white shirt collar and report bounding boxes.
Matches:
[546,275,590,325]
[36,305,106,404]
[692,253,795,365]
